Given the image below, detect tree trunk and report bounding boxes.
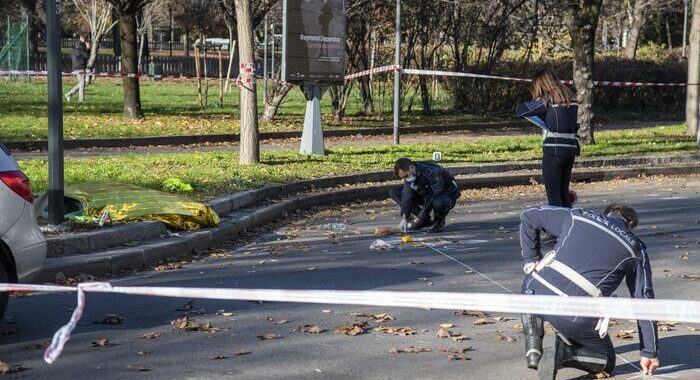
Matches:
[359,77,373,115]
[119,11,144,119]
[686,0,700,137]
[86,34,104,84]
[567,0,603,145]
[184,30,190,57]
[624,0,645,59]
[419,76,431,115]
[263,82,293,122]
[236,0,259,165]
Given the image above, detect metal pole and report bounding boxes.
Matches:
[684,0,689,58]
[271,23,276,79]
[169,7,173,57]
[46,0,65,225]
[392,0,401,145]
[263,15,268,102]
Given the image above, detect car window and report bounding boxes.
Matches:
[0,144,20,171]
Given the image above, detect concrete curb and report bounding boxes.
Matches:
[5,121,528,151]
[47,153,700,259]
[39,161,700,282]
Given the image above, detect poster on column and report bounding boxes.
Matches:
[282,0,346,83]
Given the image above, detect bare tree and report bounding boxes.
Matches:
[236,0,259,164]
[136,0,165,68]
[566,0,604,144]
[107,0,153,119]
[70,0,117,80]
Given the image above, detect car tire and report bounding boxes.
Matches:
[0,261,9,320]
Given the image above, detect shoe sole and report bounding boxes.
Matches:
[537,334,558,380]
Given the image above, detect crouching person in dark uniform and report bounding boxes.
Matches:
[390,158,460,233]
[519,204,659,379]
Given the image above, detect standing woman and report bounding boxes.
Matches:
[516,68,579,207]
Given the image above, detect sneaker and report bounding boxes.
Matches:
[537,333,561,380]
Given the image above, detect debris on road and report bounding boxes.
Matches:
[293,325,324,334]
[257,333,281,340]
[373,326,422,336]
[334,322,369,336]
[370,239,392,251]
[389,346,432,354]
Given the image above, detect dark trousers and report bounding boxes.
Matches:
[522,276,615,374]
[545,315,616,374]
[542,153,575,207]
[389,187,459,218]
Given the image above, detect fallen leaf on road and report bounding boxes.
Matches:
[24,342,48,350]
[401,235,414,244]
[91,339,115,348]
[594,372,611,379]
[615,330,636,339]
[96,314,125,325]
[493,317,515,322]
[513,323,523,330]
[0,361,26,374]
[680,274,700,281]
[374,227,393,236]
[447,354,471,361]
[389,346,432,354]
[496,331,516,342]
[216,310,235,317]
[209,355,229,360]
[373,326,420,336]
[137,351,152,356]
[294,325,324,334]
[171,316,222,332]
[442,347,474,354]
[172,316,190,330]
[351,312,394,322]
[454,310,488,318]
[235,350,252,356]
[473,318,495,326]
[258,333,281,340]
[608,319,621,326]
[658,321,677,331]
[436,327,468,341]
[127,365,151,372]
[140,332,160,340]
[266,316,289,325]
[334,322,369,336]
[155,260,186,271]
[439,323,455,329]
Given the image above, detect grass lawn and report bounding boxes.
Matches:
[17,124,697,201]
[0,78,498,141]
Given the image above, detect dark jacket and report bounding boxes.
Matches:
[400,161,459,220]
[520,206,658,358]
[516,99,580,157]
[70,41,90,71]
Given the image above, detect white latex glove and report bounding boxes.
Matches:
[398,218,409,233]
[523,261,538,274]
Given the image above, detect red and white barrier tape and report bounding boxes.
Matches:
[0,70,202,80]
[344,65,400,81]
[346,66,687,87]
[1,282,699,364]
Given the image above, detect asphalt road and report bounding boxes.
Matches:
[1,174,699,379]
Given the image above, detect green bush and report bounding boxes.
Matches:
[162,178,193,194]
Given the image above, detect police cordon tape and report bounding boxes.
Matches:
[344,65,688,87]
[2,67,688,87]
[1,282,699,364]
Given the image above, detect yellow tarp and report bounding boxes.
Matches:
[65,182,220,230]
